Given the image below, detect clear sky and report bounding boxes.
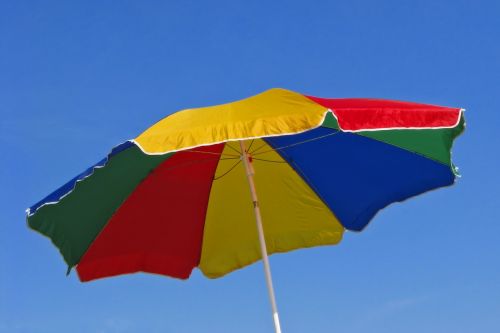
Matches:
[1,1,499,332]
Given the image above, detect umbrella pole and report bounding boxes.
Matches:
[239,141,283,333]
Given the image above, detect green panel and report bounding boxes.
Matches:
[27,145,173,270]
[322,112,465,167]
[321,112,340,130]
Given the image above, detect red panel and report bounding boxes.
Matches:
[77,144,224,281]
[307,96,461,131]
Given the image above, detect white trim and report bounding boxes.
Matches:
[131,109,332,155]
[26,109,332,217]
[330,108,465,132]
[133,108,465,155]
[26,107,465,217]
[26,141,134,217]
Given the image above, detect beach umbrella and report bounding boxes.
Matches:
[27,88,465,333]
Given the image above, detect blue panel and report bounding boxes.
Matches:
[27,141,134,216]
[264,128,455,231]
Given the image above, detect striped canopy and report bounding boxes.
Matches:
[27,88,464,281]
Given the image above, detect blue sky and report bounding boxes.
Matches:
[1,1,499,332]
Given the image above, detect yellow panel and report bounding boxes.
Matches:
[134,88,327,154]
[199,139,344,278]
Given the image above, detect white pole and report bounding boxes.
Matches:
[239,140,282,333]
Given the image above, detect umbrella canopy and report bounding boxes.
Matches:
[27,88,464,280]
[26,88,464,331]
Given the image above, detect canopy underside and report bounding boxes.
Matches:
[26,90,464,282]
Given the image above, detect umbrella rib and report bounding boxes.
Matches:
[182,150,239,158]
[249,142,268,155]
[253,131,340,156]
[252,157,287,164]
[247,139,255,152]
[161,157,219,172]
[159,156,236,173]
[219,157,241,160]
[159,131,339,173]
[225,143,241,155]
[213,159,242,180]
